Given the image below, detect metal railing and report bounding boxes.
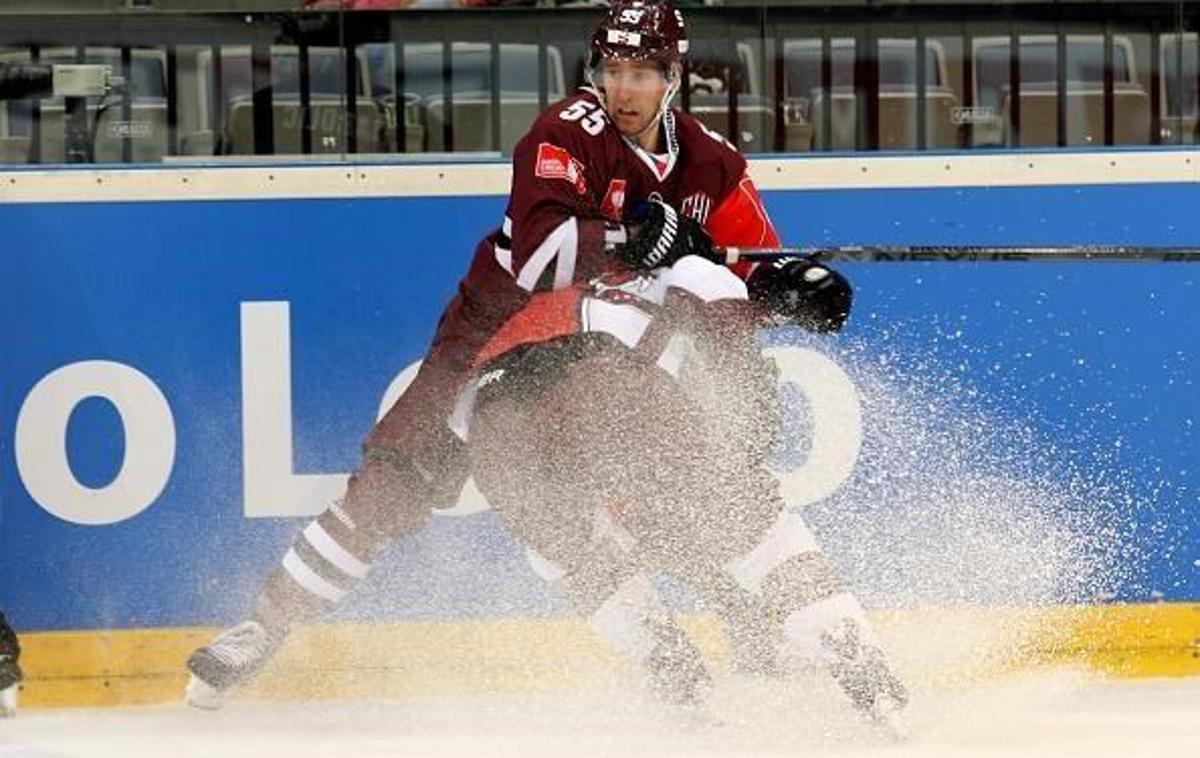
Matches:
[0,2,1197,164]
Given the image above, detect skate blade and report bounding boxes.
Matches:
[670,697,728,729]
[184,675,225,711]
[0,684,17,718]
[868,696,909,742]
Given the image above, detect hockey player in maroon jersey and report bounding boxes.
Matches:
[186,0,845,711]
[454,253,906,727]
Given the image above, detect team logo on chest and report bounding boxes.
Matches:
[600,178,627,221]
[681,191,713,224]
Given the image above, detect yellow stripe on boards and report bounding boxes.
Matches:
[15,603,1199,709]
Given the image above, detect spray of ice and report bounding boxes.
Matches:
[772,325,1143,686]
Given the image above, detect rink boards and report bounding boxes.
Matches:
[1,149,1198,704]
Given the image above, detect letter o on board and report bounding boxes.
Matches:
[15,360,176,526]
[764,346,862,509]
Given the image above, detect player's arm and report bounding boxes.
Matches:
[606,167,782,275]
[500,101,627,292]
[502,98,719,287]
[703,158,851,332]
[609,198,715,272]
[704,163,782,285]
[706,171,781,251]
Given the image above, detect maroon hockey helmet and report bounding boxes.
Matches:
[588,0,690,70]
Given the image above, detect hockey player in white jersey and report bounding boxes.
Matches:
[455,241,908,728]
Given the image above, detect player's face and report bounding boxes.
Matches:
[601,58,671,139]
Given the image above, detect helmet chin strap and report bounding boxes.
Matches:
[627,77,680,146]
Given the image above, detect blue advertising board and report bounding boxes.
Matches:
[0,153,1196,631]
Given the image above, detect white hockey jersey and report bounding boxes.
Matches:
[449,255,749,441]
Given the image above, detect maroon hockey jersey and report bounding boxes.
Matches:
[363,87,780,464]
[487,87,780,293]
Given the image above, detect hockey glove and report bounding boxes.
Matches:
[747,256,853,332]
[610,198,715,271]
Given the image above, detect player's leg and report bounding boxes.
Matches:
[524,538,711,706]
[469,347,712,704]
[719,503,908,724]
[185,446,442,708]
[626,428,907,724]
[0,612,22,718]
[187,247,527,708]
[663,339,909,726]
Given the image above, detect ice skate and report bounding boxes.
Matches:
[0,660,19,718]
[0,617,21,718]
[821,618,909,739]
[185,620,285,710]
[643,621,712,707]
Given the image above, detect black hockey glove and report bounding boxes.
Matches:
[747,256,853,332]
[610,198,715,271]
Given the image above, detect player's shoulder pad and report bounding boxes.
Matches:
[664,255,749,303]
[670,108,748,186]
[523,89,610,145]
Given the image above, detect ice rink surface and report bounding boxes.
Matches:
[2,672,1197,758]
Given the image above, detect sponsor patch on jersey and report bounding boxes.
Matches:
[600,178,627,221]
[535,142,587,195]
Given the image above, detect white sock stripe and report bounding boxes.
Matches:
[782,592,871,663]
[665,205,678,227]
[649,229,675,265]
[303,522,370,580]
[588,574,666,663]
[726,511,820,595]
[282,548,347,602]
[0,683,17,715]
